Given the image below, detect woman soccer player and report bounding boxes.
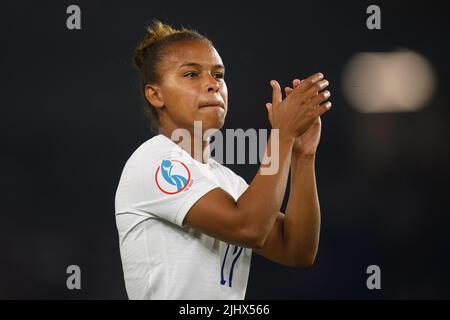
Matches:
[115,19,332,300]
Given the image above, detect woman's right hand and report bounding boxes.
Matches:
[266,72,331,139]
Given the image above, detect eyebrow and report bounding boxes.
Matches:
[177,62,225,71]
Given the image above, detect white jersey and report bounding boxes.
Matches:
[115,134,252,300]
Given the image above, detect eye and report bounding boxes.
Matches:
[214,73,224,79]
[184,72,198,78]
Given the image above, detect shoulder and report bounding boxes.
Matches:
[117,134,187,188]
[126,134,183,167]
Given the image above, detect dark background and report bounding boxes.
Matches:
[1,0,449,299]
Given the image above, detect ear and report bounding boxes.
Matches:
[144,84,164,109]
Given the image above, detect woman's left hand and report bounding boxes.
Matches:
[266,79,325,159]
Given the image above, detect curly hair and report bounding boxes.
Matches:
[133,19,213,132]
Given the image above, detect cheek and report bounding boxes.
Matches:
[164,83,198,109]
[221,83,228,102]
[175,82,199,101]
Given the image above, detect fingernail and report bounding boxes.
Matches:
[314,73,324,82]
[319,80,329,89]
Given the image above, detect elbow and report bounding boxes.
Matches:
[239,225,268,249]
[295,254,317,268]
[288,250,318,268]
[245,229,267,250]
[235,211,270,249]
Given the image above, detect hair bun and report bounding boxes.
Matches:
[133,19,179,69]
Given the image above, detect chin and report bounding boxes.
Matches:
[196,109,226,130]
[202,118,225,131]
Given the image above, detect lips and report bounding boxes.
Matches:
[199,101,225,109]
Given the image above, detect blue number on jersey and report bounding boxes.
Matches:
[220,244,244,287]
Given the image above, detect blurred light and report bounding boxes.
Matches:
[342,49,436,113]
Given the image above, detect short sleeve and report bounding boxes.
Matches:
[217,164,250,200]
[235,175,249,198]
[125,144,219,227]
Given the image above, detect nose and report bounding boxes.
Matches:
[206,74,220,93]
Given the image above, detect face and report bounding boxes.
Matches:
[150,40,228,134]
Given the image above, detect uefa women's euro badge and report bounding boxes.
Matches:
[155,159,193,194]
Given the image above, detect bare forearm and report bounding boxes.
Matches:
[237,131,293,243]
[283,155,321,264]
